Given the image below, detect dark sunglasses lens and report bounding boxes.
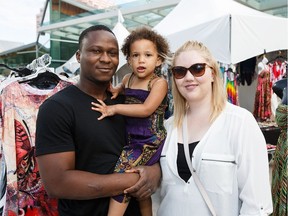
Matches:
[172,67,187,79]
[190,64,206,77]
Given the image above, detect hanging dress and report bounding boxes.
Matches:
[0,80,71,216]
[253,65,272,121]
[224,68,239,105]
[272,104,287,216]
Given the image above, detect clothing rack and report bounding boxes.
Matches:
[0,63,33,77]
[267,51,287,64]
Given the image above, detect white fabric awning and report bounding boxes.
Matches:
[154,0,288,64]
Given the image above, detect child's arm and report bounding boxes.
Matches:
[92,77,168,120]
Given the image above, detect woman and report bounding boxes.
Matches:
[157,41,273,216]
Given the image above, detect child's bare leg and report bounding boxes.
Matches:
[139,197,153,216]
[108,198,129,216]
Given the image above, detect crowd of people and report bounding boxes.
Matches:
[34,24,282,216]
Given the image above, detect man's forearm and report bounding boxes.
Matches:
[42,170,139,200]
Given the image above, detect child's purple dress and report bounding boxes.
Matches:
[113,76,167,203]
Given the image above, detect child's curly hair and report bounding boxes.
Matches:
[121,26,170,62]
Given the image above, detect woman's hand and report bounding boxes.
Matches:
[124,163,161,200]
[91,100,115,120]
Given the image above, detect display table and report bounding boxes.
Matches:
[258,121,280,161]
[261,126,281,145]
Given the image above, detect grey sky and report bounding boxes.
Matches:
[0,0,46,44]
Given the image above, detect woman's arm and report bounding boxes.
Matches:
[237,113,273,215]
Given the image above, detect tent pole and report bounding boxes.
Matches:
[229,14,232,63]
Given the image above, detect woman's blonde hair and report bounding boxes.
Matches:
[171,40,227,128]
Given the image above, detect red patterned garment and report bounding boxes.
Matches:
[253,68,272,121]
[269,60,287,84]
[0,80,72,216]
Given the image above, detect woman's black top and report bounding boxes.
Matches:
[177,141,199,182]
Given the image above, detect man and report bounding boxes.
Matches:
[35,25,161,215]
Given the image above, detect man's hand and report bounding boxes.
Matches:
[108,83,123,99]
[124,163,161,200]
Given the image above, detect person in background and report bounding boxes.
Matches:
[271,77,287,216]
[91,26,169,216]
[35,25,161,216]
[157,40,273,216]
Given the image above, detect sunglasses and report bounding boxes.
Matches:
[171,63,213,79]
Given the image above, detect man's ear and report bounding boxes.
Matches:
[76,50,80,63]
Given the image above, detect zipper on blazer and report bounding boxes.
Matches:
[202,158,236,164]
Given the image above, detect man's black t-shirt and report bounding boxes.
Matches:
[36,85,140,215]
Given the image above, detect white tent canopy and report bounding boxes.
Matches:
[154,0,288,64]
[55,53,79,75]
[112,21,130,69]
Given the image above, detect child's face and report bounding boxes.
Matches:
[128,39,161,79]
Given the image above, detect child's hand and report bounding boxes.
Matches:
[91,100,115,120]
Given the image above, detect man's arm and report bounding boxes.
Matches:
[37,152,160,200]
[37,151,139,200]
